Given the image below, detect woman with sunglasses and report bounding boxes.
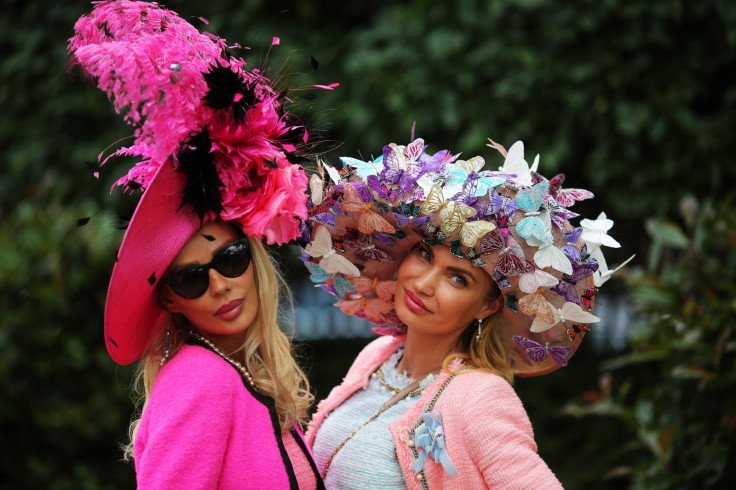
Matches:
[302,137,618,488]
[70,2,329,488]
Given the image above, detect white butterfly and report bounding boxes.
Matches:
[494,141,539,187]
[530,302,601,333]
[309,174,324,205]
[323,163,341,185]
[580,212,621,250]
[593,251,635,287]
[527,236,573,275]
[519,269,559,294]
[304,226,360,277]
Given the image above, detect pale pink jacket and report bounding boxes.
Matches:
[306,336,563,489]
[135,344,322,489]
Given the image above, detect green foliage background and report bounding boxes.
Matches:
[1,0,734,488]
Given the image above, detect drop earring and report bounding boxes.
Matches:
[160,328,172,366]
[475,318,483,343]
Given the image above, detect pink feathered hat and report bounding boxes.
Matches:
[302,137,622,376]
[70,1,336,364]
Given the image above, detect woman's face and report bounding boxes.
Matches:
[395,243,501,343]
[162,220,259,353]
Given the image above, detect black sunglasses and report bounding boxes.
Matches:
[163,238,251,299]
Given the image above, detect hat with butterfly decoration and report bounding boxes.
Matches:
[302,136,625,376]
[69,0,336,365]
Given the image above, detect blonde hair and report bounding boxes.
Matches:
[442,280,514,384]
[123,236,312,460]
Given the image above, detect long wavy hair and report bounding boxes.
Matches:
[123,235,312,460]
[442,279,514,384]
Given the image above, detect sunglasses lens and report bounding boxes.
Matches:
[165,239,251,299]
[167,267,209,299]
[213,240,251,277]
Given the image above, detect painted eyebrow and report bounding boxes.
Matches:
[168,238,238,274]
[421,244,477,282]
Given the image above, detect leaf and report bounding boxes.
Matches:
[645,218,689,249]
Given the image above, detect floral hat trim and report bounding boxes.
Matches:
[301,136,627,375]
[69,0,338,244]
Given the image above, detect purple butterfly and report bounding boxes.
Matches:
[550,259,599,304]
[310,212,336,229]
[366,175,399,201]
[562,227,583,263]
[450,174,479,207]
[544,195,579,229]
[513,336,575,366]
[493,269,511,289]
[487,187,518,219]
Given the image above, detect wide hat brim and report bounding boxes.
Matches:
[104,159,201,365]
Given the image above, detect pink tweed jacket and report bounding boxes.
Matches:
[135,343,323,489]
[306,336,563,489]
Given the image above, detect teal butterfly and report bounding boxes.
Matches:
[340,156,384,179]
[304,261,330,283]
[445,156,507,197]
[515,181,551,242]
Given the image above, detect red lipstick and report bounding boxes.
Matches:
[404,289,431,314]
[216,299,244,320]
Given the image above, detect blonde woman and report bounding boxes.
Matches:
[69,1,331,487]
[302,136,616,488]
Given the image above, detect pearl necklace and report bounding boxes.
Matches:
[190,331,256,390]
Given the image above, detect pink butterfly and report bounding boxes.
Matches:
[350,277,396,301]
[548,173,594,208]
[335,294,393,324]
[479,229,533,276]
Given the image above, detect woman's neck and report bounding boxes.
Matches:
[399,330,458,379]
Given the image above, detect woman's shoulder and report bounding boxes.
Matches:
[154,344,243,398]
[443,369,522,408]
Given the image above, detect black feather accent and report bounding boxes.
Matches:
[310,56,319,71]
[76,217,91,227]
[203,63,258,121]
[177,129,223,220]
[301,93,317,101]
[263,157,278,169]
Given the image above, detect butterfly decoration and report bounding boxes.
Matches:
[465,247,487,268]
[493,269,511,289]
[340,184,396,234]
[392,201,432,228]
[381,140,425,192]
[515,180,552,243]
[309,174,324,205]
[323,162,341,185]
[458,220,496,247]
[478,229,531,276]
[350,276,396,301]
[492,140,539,187]
[335,294,393,324]
[310,212,336,229]
[340,155,384,179]
[367,174,400,201]
[518,289,558,327]
[528,237,573,275]
[548,173,594,208]
[332,275,357,299]
[593,254,636,287]
[566,324,591,342]
[331,234,346,253]
[448,238,464,258]
[505,292,519,313]
[550,259,599,304]
[445,156,507,197]
[513,336,575,367]
[580,287,599,311]
[449,174,480,207]
[422,223,450,247]
[421,185,477,235]
[486,187,518,220]
[304,226,361,277]
[580,212,621,250]
[304,261,331,283]
[544,195,580,229]
[518,269,559,294]
[562,227,583,263]
[529,301,601,333]
[351,234,394,262]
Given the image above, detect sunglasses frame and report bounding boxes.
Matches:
[162,237,251,299]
